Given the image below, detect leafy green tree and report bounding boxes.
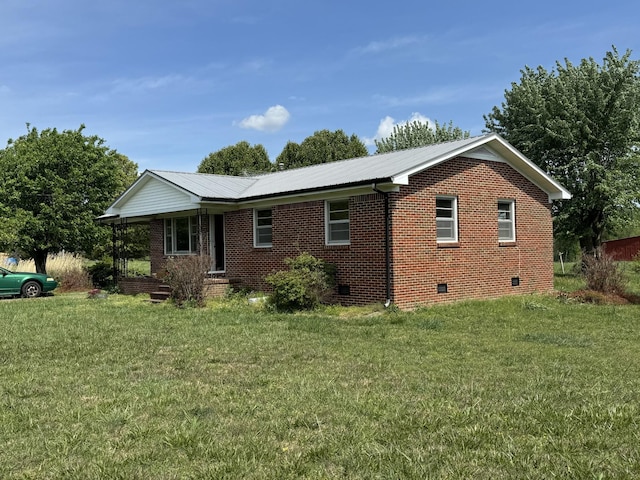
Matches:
[276,129,368,169]
[485,47,640,253]
[374,120,470,153]
[198,141,272,175]
[0,125,138,273]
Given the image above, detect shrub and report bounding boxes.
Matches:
[265,252,335,311]
[581,249,626,294]
[87,261,114,288]
[164,255,211,307]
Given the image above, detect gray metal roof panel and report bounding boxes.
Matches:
[149,170,258,199]
[241,135,486,198]
[140,134,570,203]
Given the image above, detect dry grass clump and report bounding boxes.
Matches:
[581,250,627,294]
[0,252,91,291]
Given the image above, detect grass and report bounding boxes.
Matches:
[1,287,640,478]
[554,260,640,298]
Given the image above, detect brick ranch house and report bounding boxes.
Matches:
[99,134,571,309]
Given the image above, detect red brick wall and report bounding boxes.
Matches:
[150,215,211,275]
[146,157,555,308]
[224,195,387,305]
[150,219,164,275]
[389,157,554,308]
[119,276,162,294]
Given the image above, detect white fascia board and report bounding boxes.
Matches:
[392,134,571,203]
[392,135,497,183]
[108,170,204,213]
[237,183,399,210]
[107,171,153,212]
[488,137,572,202]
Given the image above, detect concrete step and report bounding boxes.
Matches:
[150,289,171,302]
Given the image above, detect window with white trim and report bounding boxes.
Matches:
[436,196,458,242]
[326,199,350,245]
[498,200,515,242]
[254,208,273,247]
[164,216,199,254]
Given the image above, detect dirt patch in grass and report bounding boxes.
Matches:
[560,289,640,305]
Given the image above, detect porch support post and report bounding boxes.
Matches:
[111,223,118,286]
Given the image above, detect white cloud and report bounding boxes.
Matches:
[352,35,424,56]
[364,112,433,147]
[111,74,187,94]
[236,105,290,132]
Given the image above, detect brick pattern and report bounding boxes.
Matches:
[389,157,554,308]
[224,195,387,305]
[150,215,211,275]
[119,276,234,299]
[119,276,162,295]
[146,156,554,309]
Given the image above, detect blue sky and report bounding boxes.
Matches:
[1,0,638,173]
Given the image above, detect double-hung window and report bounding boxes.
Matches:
[498,200,515,242]
[326,200,350,245]
[254,208,273,247]
[165,216,198,254]
[436,196,458,243]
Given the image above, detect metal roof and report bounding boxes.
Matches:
[149,170,257,200]
[109,133,570,216]
[154,135,498,200]
[241,136,485,198]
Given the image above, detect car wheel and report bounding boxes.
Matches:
[22,281,42,298]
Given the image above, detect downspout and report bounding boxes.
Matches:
[372,184,392,308]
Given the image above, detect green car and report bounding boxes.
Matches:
[0,267,58,298]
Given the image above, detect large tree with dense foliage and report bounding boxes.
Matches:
[198,141,272,175]
[276,129,368,169]
[374,120,470,153]
[0,125,138,273]
[484,48,640,253]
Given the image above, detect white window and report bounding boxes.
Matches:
[326,200,350,245]
[254,208,273,247]
[436,196,458,243]
[164,216,198,254]
[498,200,515,242]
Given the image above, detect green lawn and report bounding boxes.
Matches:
[1,284,640,478]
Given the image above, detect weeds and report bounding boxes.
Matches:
[581,250,626,294]
[163,255,211,307]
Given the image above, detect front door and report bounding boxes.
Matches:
[209,214,225,272]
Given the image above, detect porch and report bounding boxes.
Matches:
[118,276,238,299]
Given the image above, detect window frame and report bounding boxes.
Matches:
[164,216,199,255]
[498,199,516,242]
[253,208,273,248]
[325,199,350,246]
[435,196,458,243]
